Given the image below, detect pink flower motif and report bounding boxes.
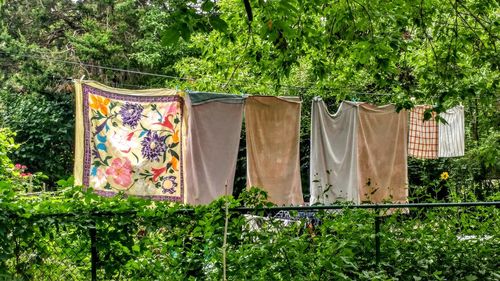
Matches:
[14,164,22,170]
[105,158,133,188]
[21,165,27,170]
[161,103,179,115]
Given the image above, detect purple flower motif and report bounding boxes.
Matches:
[120,103,144,128]
[162,176,177,194]
[141,131,167,161]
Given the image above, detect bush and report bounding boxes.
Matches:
[0,91,74,184]
[0,128,19,181]
[0,186,498,280]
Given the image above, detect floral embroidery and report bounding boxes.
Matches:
[120,103,144,128]
[109,128,138,153]
[161,176,177,194]
[141,131,167,162]
[151,167,166,182]
[82,84,183,201]
[89,95,111,116]
[106,158,132,188]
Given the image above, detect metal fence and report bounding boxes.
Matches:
[1,201,498,280]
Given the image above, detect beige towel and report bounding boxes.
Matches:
[245,96,304,205]
[357,104,408,204]
[185,92,244,205]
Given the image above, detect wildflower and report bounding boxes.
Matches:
[440,171,449,181]
[14,164,22,170]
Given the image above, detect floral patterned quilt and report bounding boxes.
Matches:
[74,81,185,201]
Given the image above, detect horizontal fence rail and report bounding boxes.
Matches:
[1,201,498,281]
[4,201,499,219]
[231,201,500,212]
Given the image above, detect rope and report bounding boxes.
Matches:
[0,51,393,96]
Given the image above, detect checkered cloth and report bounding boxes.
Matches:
[408,105,438,159]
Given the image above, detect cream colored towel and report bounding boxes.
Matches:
[438,106,465,157]
[245,96,304,206]
[310,98,360,204]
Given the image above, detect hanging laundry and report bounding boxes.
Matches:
[438,105,465,157]
[310,98,360,204]
[357,104,408,204]
[245,96,304,206]
[185,92,244,205]
[74,81,187,202]
[408,105,438,159]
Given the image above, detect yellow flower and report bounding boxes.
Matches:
[440,172,449,180]
[169,156,179,171]
[89,94,111,116]
[172,129,180,144]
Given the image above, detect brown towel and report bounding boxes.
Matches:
[245,96,304,205]
[357,104,408,204]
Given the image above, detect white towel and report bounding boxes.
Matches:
[438,106,465,157]
[310,98,360,204]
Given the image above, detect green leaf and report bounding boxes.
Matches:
[209,16,228,32]
[170,149,179,159]
[201,0,214,12]
[161,27,181,45]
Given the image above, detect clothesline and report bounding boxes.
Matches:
[0,51,394,96]
[73,81,465,206]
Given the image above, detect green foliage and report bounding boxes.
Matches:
[0,128,19,181]
[0,91,74,182]
[0,185,498,280]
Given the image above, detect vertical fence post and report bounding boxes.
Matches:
[89,223,97,281]
[374,215,381,266]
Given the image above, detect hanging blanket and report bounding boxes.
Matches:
[74,81,186,201]
[438,105,465,157]
[245,96,304,206]
[357,104,408,204]
[185,92,244,205]
[408,105,438,159]
[310,98,360,204]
